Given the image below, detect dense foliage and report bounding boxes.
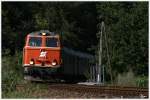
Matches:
[2,2,97,53]
[2,2,148,82]
[96,2,148,79]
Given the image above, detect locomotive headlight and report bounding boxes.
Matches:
[42,32,46,35]
[51,60,57,66]
[30,60,34,65]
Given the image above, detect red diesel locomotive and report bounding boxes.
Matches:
[23,30,94,82]
[23,30,62,80]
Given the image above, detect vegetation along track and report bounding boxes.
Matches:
[12,83,148,98]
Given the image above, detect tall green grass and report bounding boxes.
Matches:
[115,70,148,87]
[3,83,49,98]
[2,51,24,98]
[2,52,50,98]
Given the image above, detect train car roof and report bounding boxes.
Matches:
[28,30,58,36]
[63,47,95,59]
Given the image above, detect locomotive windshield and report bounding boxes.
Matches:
[46,38,58,47]
[29,37,42,47]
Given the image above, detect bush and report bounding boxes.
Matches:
[135,76,148,88]
[115,70,136,86]
[115,70,148,88]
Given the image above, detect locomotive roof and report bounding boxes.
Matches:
[28,30,58,36]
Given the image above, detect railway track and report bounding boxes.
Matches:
[3,83,148,98]
[48,84,148,98]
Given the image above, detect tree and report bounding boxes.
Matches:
[96,2,148,80]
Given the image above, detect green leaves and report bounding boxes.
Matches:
[96,2,148,78]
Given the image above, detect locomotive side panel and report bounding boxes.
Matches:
[62,52,74,75]
[61,49,91,81]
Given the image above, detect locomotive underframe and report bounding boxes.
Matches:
[23,64,87,82]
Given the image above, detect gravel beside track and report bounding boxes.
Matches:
[48,84,148,98]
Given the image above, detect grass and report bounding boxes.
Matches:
[2,52,50,98]
[3,83,49,98]
[2,52,23,98]
[115,70,148,87]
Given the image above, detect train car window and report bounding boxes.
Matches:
[46,38,58,47]
[29,37,42,47]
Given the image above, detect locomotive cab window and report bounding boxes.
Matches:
[46,38,59,47]
[29,37,42,47]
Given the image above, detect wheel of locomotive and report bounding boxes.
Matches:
[23,67,34,81]
[24,67,32,81]
[24,67,44,82]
